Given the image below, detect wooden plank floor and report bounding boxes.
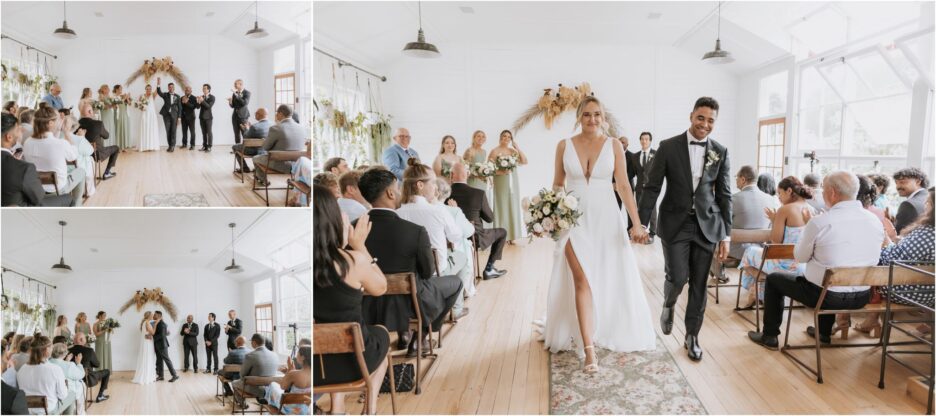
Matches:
[81,145,289,207]
[86,369,261,415]
[327,238,930,415]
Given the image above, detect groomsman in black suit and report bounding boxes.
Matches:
[179,86,198,150]
[180,314,199,372]
[614,135,639,219]
[634,132,658,242]
[447,163,508,279]
[152,311,179,381]
[228,79,250,148]
[204,312,221,374]
[224,310,243,351]
[156,78,181,152]
[197,84,215,152]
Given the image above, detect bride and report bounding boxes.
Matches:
[131,311,157,384]
[137,84,160,152]
[535,96,657,373]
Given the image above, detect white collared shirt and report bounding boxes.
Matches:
[338,198,367,221]
[794,200,884,292]
[639,149,651,167]
[397,196,463,269]
[685,130,708,192]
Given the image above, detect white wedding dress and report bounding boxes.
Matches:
[131,320,157,384]
[536,137,656,354]
[137,94,160,152]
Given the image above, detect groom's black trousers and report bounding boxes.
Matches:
[660,214,715,336]
[163,115,179,148]
[155,346,178,378]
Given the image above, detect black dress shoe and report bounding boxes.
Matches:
[806,326,831,345]
[660,307,674,335]
[189,146,195,150]
[406,333,432,358]
[482,268,506,280]
[102,172,116,180]
[96,396,109,403]
[183,368,189,373]
[156,376,164,381]
[748,331,780,350]
[204,369,213,374]
[396,332,410,350]
[685,335,703,361]
[169,375,179,382]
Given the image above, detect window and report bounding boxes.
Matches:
[278,268,311,352]
[757,118,786,180]
[275,73,296,114]
[254,278,272,304]
[758,71,788,118]
[255,303,274,349]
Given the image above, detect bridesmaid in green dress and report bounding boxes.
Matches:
[433,135,463,183]
[97,85,117,146]
[112,84,132,151]
[463,130,489,191]
[488,130,528,242]
[74,312,92,340]
[93,311,112,371]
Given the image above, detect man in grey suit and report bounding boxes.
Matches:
[892,168,929,234]
[251,105,306,186]
[231,334,280,409]
[711,166,780,281]
[219,336,249,396]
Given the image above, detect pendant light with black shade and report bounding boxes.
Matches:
[224,223,243,273]
[402,1,440,58]
[245,0,268,39]
[50,221,72,273]
[701,2,734,64]
[53,1,77,39]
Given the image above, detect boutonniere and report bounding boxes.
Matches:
[705,149,720,169]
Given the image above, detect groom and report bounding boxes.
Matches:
[156,77,182,152]
[152,311,179,382]
[637,97,732,362]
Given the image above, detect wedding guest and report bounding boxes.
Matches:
[232,108,271,173]
[711,166,779,282]
[11,336,32,371]
[280,338,310,373]
[52,336,67,345]
[228,79,251,147]
[180,314,199,373]
[2,101,16,115]
[489,129,527,242]
[435,177,476,317]
[62,113,96,199]
[22,106,86,204]
[49,343,85,414]
[892,167,929,234]
[77,87,92,112]
[92,311,112,371]
[313,172,340,198]
[433,135,462,182]
[383,127,419,181]
[73,313,91,340]
[53,315,72,343]
[231,334,279,410]
[869,173,892,211]
[749,171,882,349]
[41,83,64,110]
[224,310,243,352]
[737,176,811,308]
[1,113,73,207]
[17,335,75,414]
[221,336,249,379]
[8,335,24,364]
[197,84,215,152]
[264,346,312,414]
[18,109,34,144]
[112,85,132,150]
[314,188,389,415]
[449,162,508,279]
[204,312,221,374]
[179,85,198,150]
[634,131,657,242]
[79,102,119,180]
[858,174,897,242]
[291,156,312,207]
[251,105,306,187]
[337,170,369,221]
[96,84,117,145]
[803,173,826,212]
[463,130,488,191]
[68,333,109,403]
[2,332,14,349]
[323,157,349,176]
[757,172,777,197]
[1,356,28,415]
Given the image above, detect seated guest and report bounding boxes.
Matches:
[22,106,86,205]
[65,114,97,197]
[3,101,16,115]
[448,162,508,279]
[892,167,929,234]
[265,346,312,415]
[17,109,34,147]
[8,335,24,363]
[52,336,67,345]
[857,174,897,242]
[78,102,118,180]
[803,173,826,212]
[233,108,272,173]
[1,113,73,207]
[231,334,279,410]
[251,105,306,187]
[749,171,883,349]
[289,156,312,207]
[868,173,892,211]
[68,333,109,403]
[854,187,935,338]
[314,186,389,415]
[738,176,811,308]
[337,170,369,221]
[313,172,340,198]
[434,177,476,317]
[219,336,249,397]
[2,343,17,387]
[711,166,779,282]
[282,338,310,372]
[49,343,85,414]
[16,335,75,415]
[323,157,349,176]
[53,315,72,344]
[11,336,32,371]
[1,354,28,415]
[757,172,777,197]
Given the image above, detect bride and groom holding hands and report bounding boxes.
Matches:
[536,95,731,372]
[131,310,179,384]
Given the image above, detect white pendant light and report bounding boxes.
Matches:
[402,1,440,58]
[224,223,243,273]
[701,2,734,64]
[245,1,268,39]
[50,221,72,273]
[53,1,77,39]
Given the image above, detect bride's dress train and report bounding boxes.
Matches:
[137,95,160,152]
[535,137,656,355]
[131,321,157,384]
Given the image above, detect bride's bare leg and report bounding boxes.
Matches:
[565,241,595,367]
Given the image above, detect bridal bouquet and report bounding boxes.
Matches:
[494,154,519,172]
[523,188,583,241]
[133,95,149,111]
[104,318,121,332]
[469,160,496,179]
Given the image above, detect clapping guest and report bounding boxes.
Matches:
[433,135,462,182]
[449,162,508,279]
[49,343,85,414]
[2,101,16,116]
[337,170,370,221]
[22,106,86,204]
[323,157,349,176]
[314,185,389,415]
[858,174,897,242]
[180,315,199,373]
[53,315,72,343]
[251,105,306,187]
[313,172,340,198]
[1,350,28,415]
[68,333,109,402]
[383,127,419,181]
[219,336,249,397]
[264,346,311,414]
[757,172,777,197]
[803,173,826,212]
[232,108,271,173]
[179,85,198,150]
[435,177,477,316]
[1,113,74,207]
[16,335,76,415]
[868,173,892,211]
[228,79,251,146]
[18,109,34,145]
[73,313,91,340]
[892,168,929,234]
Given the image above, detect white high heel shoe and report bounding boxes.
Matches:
[583,345,599,374]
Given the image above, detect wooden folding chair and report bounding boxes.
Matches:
[25,395,49,415]
[313,322,397,414]
[234,138,264,182]
[217,364,242,406]
[37,171,60,195]
[263,392,312,415]
[734,243,796,331]
[471,233,482,285]
[252,150,305,206]
[285,178,310,207]
[708,228,771,304]
[782,265,935,383]
[378,272,435,395]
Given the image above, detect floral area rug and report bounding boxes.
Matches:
[143,193,209,207]
[550,337,707,415]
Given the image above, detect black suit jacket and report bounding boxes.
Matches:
[68,344,99,369]
[614,150,640,208]
[448,182,497,245]
[204,322,221,343]
[156,87,181,119]
[1,151,72,207]
[2,381,28,415]
[78,117,109,147]
[230,90,251,120]
[362,209,435,280]
[895,189,928,234]
[225,318,243,338]
[180,321,200,345]
[199,94,215,120]
[153,320,170,350]
[638,132,731,243]
[180,94,198,120]
[633,148,656,191]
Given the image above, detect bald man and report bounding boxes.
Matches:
[382,127,419,180]
[232,108,271,173]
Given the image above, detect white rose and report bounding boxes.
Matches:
[533,223,544,234]
[523,210,533,224]
[542,206,551,216]
[532,195,541,205]
[562,195,578,210]
[542,217,555,231]
[521,197,530,210]
[557,219,569,230]
[534,211,542,220]
[500,159,508,167]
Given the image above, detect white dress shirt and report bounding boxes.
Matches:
[397,196,463,269]
[22,132,79,193]
[685,130,707,192]
[338,198,368,222]
[639,149,651,168]
[793,200,884,292]
[16,362,68,413]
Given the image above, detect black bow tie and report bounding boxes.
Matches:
[689,141,706,146]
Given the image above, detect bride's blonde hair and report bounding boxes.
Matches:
[574,96,609,134]
[140,311,152,330]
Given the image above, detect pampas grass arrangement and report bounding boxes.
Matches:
[117,287,179,321]
[511,82,621,137]
[125,56,191,90]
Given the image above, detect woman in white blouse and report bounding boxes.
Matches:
[49,343,85,415]
[15,335,76,415]
[396,159,465,275]
[22,106,86,205]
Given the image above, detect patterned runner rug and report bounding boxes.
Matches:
[143,193,210,207]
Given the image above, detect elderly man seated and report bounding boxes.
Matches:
[251,105,306,187]
[748,171,884,349]
[231,334,279,409]
[220,336,249,397]
[232,108,272,174]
